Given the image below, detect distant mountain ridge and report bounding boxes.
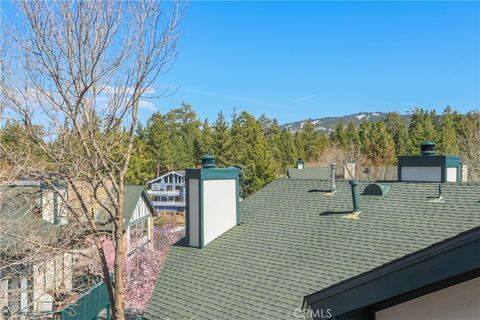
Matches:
[281,112,409,133]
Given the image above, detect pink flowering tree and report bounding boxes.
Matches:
[77,224,184,315]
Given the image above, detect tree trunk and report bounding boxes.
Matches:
[113,223,126,319]
[112,191,127,320]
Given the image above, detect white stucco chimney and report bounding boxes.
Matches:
[185,155,241,248]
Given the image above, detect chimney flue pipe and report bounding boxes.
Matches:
[330,163,336,192]
[201,155,216,168]
[349,180,361,213]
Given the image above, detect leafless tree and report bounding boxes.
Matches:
[0,1,182,318]
[459,111,480,182]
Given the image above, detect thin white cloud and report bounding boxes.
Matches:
[139,100,157,112]
[95,94,157,112]
[291,94,317,104]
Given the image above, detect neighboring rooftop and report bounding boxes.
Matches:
[0,186,61,252]
[97,185,155,230]
[287,167,330,179]
[145,178,480,319]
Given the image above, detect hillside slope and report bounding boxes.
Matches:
[281,112,409,133]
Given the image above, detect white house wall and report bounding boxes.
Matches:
[131,195,150,223]
[41,191,54,223]
[203,179,237,246]
[32,253,72,311]
[41,189,68,225]
[376,277,480,320]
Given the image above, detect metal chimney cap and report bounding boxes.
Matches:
[421,141,436,156]
[349,179,358,186]
[201,155,216,168]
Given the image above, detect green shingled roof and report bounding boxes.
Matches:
[123,185,155,225]
[0,186,61,252]
[145,179,480,320]
[98,185,155,230]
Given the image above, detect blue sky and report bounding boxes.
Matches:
[149,1,479,124]
[2,1,479,124]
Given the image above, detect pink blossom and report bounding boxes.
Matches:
[78,224,184,314]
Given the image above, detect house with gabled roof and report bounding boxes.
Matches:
[147,171,186,214]
[0,182,155,318]
[96,185,156,253]
[144,145,480,320]
[0,182,73,317]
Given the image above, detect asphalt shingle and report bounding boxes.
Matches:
[144,179,480,320]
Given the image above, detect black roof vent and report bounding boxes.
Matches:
[363,183,390,196]
[421,141,436,156]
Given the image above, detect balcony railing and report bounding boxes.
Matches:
[152,201,185,207]
[147,189,182,196]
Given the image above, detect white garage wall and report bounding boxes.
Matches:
[203,179,237,246]
[376,277,480,320]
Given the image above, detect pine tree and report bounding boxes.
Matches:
[346,122,360,150]
[212,111,232,166]
[263,117,283,174]
[165,103,202,168]
[144,112,174,176]
[126,137,155,185]
[361,122,395,166]
[407,108,438,154]
[0,120,47,165]
[278,128,297,173]
[231,112,277,196]
[302,120,327,161]
[294,130,305,161]
[384,112,408,158]
[437,107,459,155]
[330,121,349,149]
[199,119,214,156]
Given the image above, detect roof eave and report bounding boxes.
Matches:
[304,226,480,317]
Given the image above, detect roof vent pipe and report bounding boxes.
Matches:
[201,155,216,168]
[438,184,444,201]
[297,159,305,169]
[330,163,336,192]
[349,180,361,214]
[421,141,436,156]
